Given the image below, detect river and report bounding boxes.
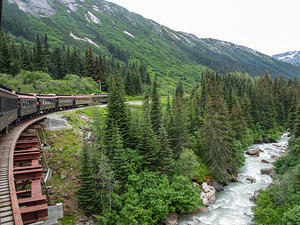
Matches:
[179,133,289,225]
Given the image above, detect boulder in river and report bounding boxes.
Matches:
[201,183,216,206]
[261,168,272,175]
[249,190,260,202]
[196,207,209,214]
[231,173,238,182]
[209,181,224,192]
[164,213,178,225]
[261,159,270,164]
[271,155,279,160]
[246,148,263,156]
[246,176,256,183]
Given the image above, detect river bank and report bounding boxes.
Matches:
[179,133,289,225]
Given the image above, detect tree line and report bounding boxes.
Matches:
[0,33,151,94]
[77,69,300,224]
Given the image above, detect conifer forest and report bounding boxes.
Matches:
[1,0,300,224]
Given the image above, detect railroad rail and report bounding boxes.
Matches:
[0,116,47,225]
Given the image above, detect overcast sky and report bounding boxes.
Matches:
[106,0,300,56]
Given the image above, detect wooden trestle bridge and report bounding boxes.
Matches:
[0,116,49,225]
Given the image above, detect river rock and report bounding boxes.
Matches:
[271,155,279,160]
[249,190,260,202]
[164,213,178,225]
[201,183,216,206]
[272,144,282,148]
[261,168,272,175]
[231,173,238,182]
[209,181,224,192]
[193,182,201,189]
[246,148,263,156]
[196,207,209,214]
[246,176,256,183]
[261,159,270,164]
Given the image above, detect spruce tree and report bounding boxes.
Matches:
[150,77,161,134]
[138,95,159,170]
[77,135,95,214]
[241,93,253,128]
[169,81,187,159]
[294,105,300,138]
[34,34,44,71]
[108,126,129,191]
[157,124,174,175]
[105,72,130,148]
[84,47,95,77]
[231,103,247,140]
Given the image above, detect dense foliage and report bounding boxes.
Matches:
[253,101,300,225]
[253,137,300,225]
[4,0,300,93]
[77,69,300,224]
[0,33,150,94]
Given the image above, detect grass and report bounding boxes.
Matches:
[44,129,82,217]
[60,215,76,225]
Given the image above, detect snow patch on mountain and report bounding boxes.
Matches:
[70,32,99,47]
[123,31,134,38]
[273,51,300,64]
[84,11,101,24]
[88,11,101,24]
[93,5,100,12]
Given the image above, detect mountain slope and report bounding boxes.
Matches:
[273,51,300,65]
[3,0,300,82]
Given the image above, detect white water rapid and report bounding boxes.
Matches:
[179,133,289,225]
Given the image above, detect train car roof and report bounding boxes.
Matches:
[57,95,74,98]
[0,88,18,97]
[17,94,36,99]
[75,95,93,98]
[36,94,57,99]
[92,94,108,97]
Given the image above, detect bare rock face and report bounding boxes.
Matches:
[10,0,56,17]
[246,176,256,183]
[200,183,216,206]
[164,213,178,225]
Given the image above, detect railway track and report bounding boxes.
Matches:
[0,116,47,225]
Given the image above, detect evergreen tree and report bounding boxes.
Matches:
[150,77,161,134]
[0,35,12,74]
[108,126,130,191]
[294,104,300,138]
[231,103,247,140]
[169,81,187,159]
[157,124,174,175]
[84,47,94,77]
[138,95,159,170]
[200,96,234,183]
[241,93,253,128]
[288,95,297,131]
[77,135,95,214]
[34,34,45,71]
[105,72,130,148]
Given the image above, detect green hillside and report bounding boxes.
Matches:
[3,0,300,88]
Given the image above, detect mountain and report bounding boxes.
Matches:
[273,51,300,65]
[3,0,300,84]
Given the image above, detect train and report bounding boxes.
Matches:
[0,84,108,133]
